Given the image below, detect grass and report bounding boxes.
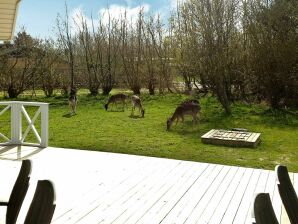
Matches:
[0,90,298,172]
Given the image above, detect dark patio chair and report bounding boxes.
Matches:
[24,180,56,224]
[253,193,279,224]
[276,165,298,224]
[0,159,32,224]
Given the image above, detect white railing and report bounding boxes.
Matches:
[0,101,49,147]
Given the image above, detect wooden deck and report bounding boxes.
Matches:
[0,146,297,224]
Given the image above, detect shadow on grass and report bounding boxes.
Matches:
[129,115,144,119]
[62,113,77,118]
[106,109,125,112]
[167,121,201,134]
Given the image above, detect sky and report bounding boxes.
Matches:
[16,0,178,39]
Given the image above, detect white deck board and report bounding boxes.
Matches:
[160,164,218,224]
[232,168,262,224]
[208,167,247,224]
[184,165,234,224]
[220,168,254,223]
[132,163,208,224]
[0,146,296,224]
[244,169,270,223]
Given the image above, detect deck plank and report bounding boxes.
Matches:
[79,161,190,224]
[136,163,209,224]
[160,164,219,224]
[272,173,283,223]
[209,167,247,224]
[220,168,254,224]
[244,169,270,224]
[194,166,240,223]
[232,168,262,224]
[183,165,233,224]
[111,163,200,224]
[0,146,296,224]
[53,158,175,224]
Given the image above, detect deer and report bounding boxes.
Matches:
[166,102,201,130]
[180,99,200,106]
[68,88,78,114]
[104,93,128,111]
[131,95,145,118]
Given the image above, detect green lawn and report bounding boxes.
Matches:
[1,91,298,172]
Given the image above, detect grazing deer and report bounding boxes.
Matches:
[68,88,77,114]
[167,103,200,130]
[105,93,128,111]
[131,95,145,117]
[180,99,199,106]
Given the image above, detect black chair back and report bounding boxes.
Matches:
[253,193,279,224]
[6,159,32,224]
[24,180,56,224]
[276,165,298,224]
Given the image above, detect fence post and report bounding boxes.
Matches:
[40,104,49,147]
[11,102,22,144]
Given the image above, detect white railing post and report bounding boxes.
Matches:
[11,102,22,144]
[40,104,49,147]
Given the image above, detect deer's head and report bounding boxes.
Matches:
[166,118,173,130]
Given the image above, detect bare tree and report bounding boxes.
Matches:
[38,39,61,97]
[76,13,101,95]
[100,10,122,95]
[173,0,240,113]
[146,15,174,94]
[142,16,157,95]
[56,3,76,93]
[120,9,145,94]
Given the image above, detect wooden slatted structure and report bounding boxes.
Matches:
[201,129,261,148]
[0,146,296,224]
[0,0,21,41]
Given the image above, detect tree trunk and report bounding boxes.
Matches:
[216,85,231,114]
[45,88,54,97]
[61,86,68,97]
[89,87,99,96]
[102,86,112,95]
[132,86,141,95]
[7,85,20,98]
[148,81,155,95]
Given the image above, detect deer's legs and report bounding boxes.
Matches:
[69,101,76,114]
[69,102,72,114]
[73,103,77,114]
[195,114,199,124]
[131,106,135,116]
[192,114,199,126]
